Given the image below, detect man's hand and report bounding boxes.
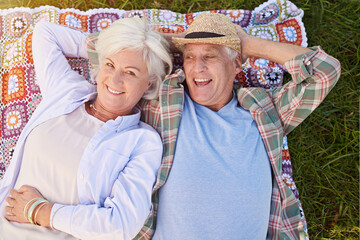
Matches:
[153,26,186,53]
[234,24,252,63]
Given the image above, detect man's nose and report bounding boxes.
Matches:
[194,58,207,73]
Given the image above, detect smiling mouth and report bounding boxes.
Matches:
[194,78,212,87]
[107,86,124,95]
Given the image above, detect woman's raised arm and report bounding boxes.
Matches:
[32,22,89,97]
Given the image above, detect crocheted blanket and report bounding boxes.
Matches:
[0,0,307,198]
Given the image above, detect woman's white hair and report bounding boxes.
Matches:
[93,17,172,100]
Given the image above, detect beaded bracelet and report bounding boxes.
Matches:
[33,202,47,225]
[27,199,48,224]
[23,197,42,220]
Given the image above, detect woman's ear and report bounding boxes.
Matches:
[145,76,156,93]
[147,76,156,88]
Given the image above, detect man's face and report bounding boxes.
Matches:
[183,43,241,111]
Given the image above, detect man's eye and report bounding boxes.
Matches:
[184,55,193,59]
[205,55,215,59]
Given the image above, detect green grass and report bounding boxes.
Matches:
[1,0,359,239]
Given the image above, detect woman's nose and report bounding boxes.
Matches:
[110,70,124,83]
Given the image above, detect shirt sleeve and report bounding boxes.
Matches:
[32,22,88,97]
[50,129,163,240]
[270,46,341,136]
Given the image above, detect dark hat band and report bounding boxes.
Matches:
[185,32,225,39]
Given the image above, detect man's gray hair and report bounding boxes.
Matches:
[93,17,172,100]
[224,46,239,61]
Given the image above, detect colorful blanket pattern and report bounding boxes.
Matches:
[0,0,307,231]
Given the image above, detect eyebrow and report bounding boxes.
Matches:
[106,58,114,64]
[105,58,142,72]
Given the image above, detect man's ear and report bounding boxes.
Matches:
[234,54,242,74]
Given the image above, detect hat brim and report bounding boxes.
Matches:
[172,36,241,53]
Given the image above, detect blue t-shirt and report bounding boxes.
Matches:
[153,92,272,240]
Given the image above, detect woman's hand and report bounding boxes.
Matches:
[4,185,44,224]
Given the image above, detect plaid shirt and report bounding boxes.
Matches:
[134,46,340,240]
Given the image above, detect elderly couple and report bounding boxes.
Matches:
[0,12,340,240]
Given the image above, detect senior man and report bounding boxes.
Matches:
[86,12,340,240]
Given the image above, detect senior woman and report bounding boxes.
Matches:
[0,17,172,240]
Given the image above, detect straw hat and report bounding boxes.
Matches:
[172,12,241,53]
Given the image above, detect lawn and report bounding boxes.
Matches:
[0,0,359,239]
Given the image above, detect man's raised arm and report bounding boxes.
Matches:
[234,24,310,65]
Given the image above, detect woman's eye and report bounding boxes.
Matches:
[205,55,215,59]
[106,62,114,68]
[127,71,136,76]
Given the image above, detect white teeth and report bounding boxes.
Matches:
[108,87,123,94]
[194,78,211,82]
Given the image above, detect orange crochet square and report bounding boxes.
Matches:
[2,67,27,105]
[59,12,88,32]
[276,19,302,46]
[25,32,33,64]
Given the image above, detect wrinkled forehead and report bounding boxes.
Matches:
[183,43,224,54]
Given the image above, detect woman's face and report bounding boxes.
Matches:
[96,49,151,116]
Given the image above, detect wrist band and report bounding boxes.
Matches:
[50,205,65,229]
[24,197,42,220]
[27,199,48,224]
[33,202,47,225]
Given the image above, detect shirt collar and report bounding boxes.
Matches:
[113,107,141,132]
[84,93,141,131]
[217,91,238,114]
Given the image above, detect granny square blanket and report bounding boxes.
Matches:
[0,0,307,227]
